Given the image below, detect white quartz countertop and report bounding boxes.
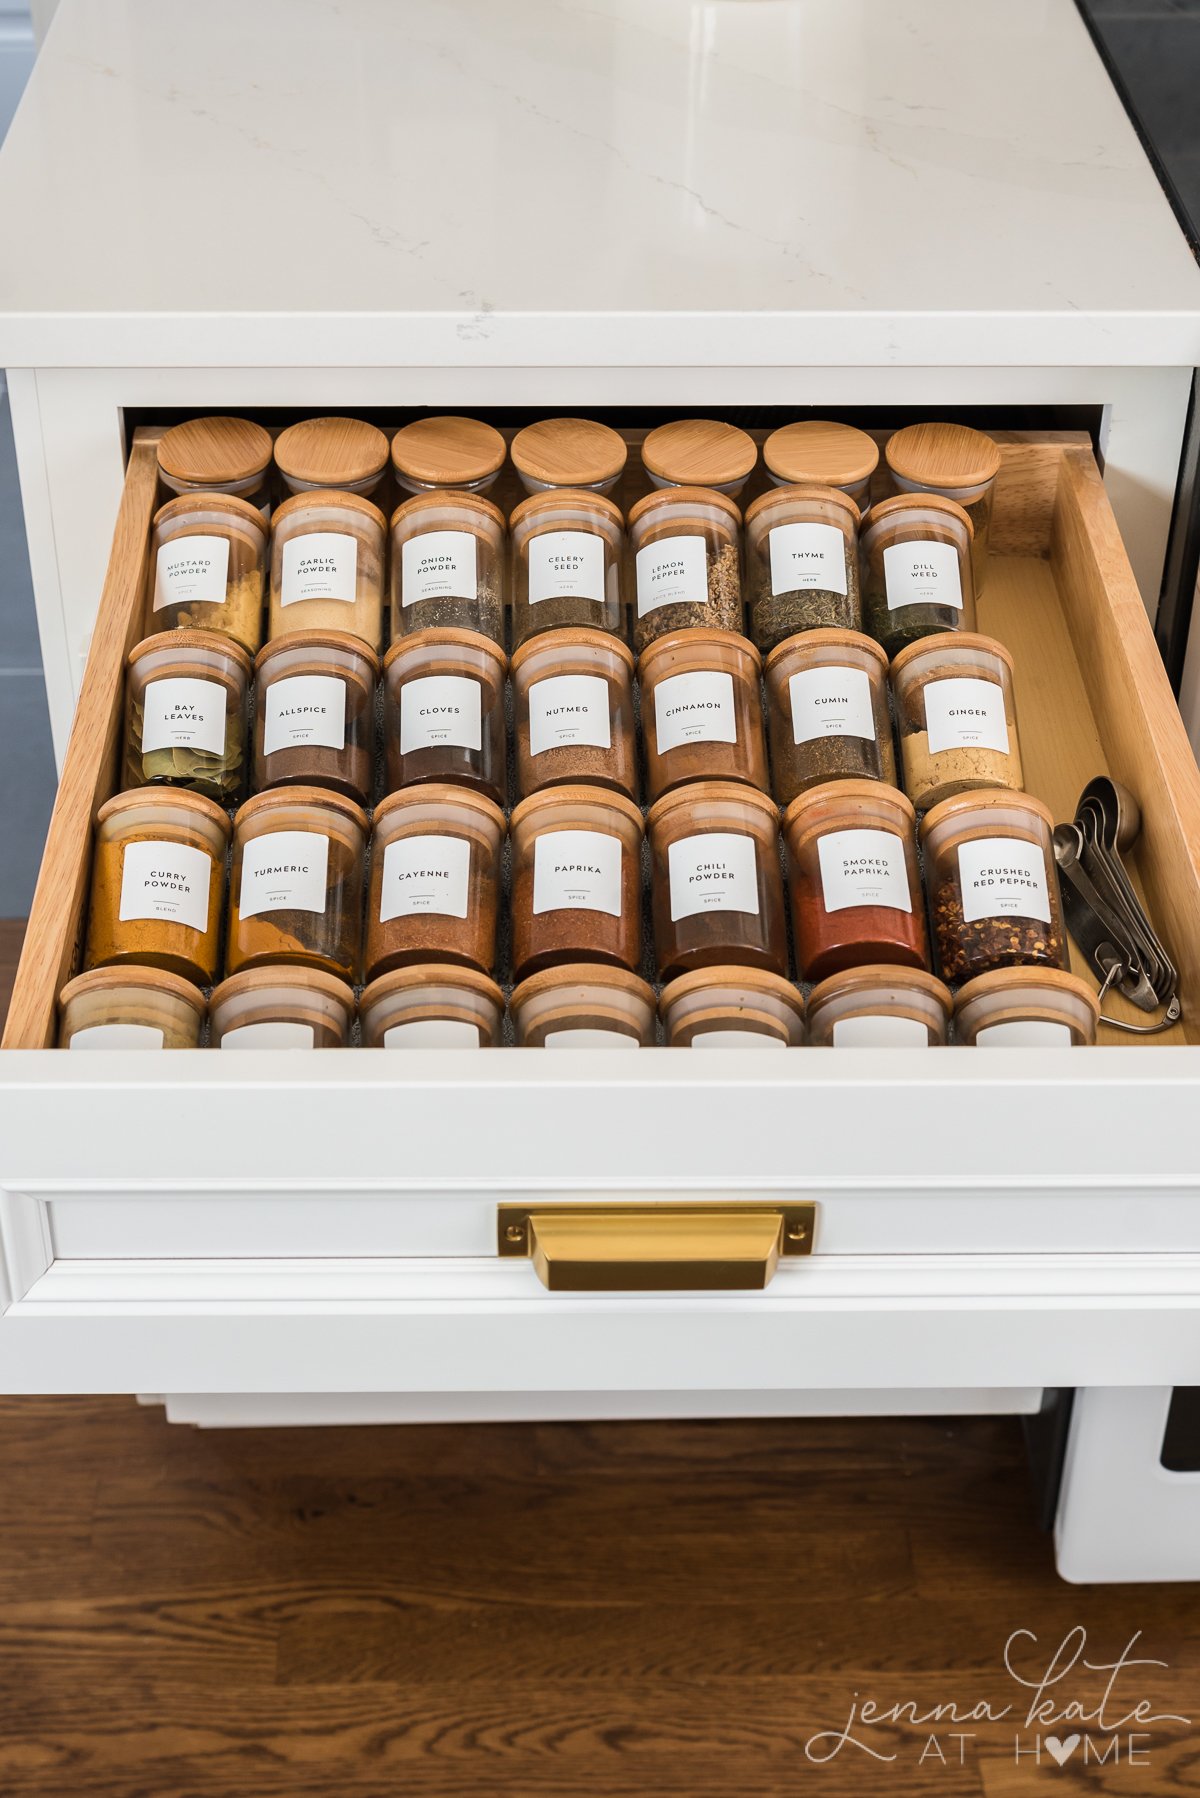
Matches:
[0,0,1198,369]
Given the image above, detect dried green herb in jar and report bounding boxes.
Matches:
[124,629,250,804]
[744,485,863,653]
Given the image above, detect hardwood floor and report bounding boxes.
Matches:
[1,922,1196,1796]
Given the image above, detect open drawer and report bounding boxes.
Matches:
[2,425,1200,1403]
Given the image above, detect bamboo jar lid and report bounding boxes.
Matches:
[919,786,1056,842]
[744,483,862,529]
[152,490,268,537]
[659,965,805,1014]
[647,779,780,832]
[382,627,509,675]
[808,964,953,1015]
[762,421,879,488]
[254,630,381,678]
[372,783,506,834]
[510,625,635,677]
[272,487,387,530]
[783,780,915,844]
[234,784,369,833]
[128,629,254,676]
[59,963,210,1016]
[641,419,757,488]
[510,418,627,487]
[157,416,272,487]
[360,963,505,1009]
[626,485,743,529]
[96,785,232,839]
[953,966,1100,1018]
[274,417,389,488]
[390,416,506,487]
[764,628,889,677]
[210,965,357,1012]
[510,784,645,835]
[885,423,1001,488]
[889,630,1015,678]
[390,490,506,531]
[637,627,762,678]
[511,962,655,1008]
[509,489,624,531]
[863,493,974,537]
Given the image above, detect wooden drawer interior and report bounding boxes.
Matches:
[5,424,1200,1051]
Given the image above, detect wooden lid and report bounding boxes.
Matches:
[372,783,506,833]
[390,416,506,485]
[510,625,635,677]
[510,784,644,835]
[626,485,742,529]
[233,785,369,832]
[862,492,974,538]
[647,779,779,832]
[762,420,879,487]
[274,417,389,487]
[783,780,915,834]
[383,627,508,675]
[96,786,232,838]
[59,963,209,1016]
[658,966,805,1017]
[390,489,506,531]
[764,628,888,677]
[152,490,267,535]
[744,483,861,529]
[510,418,627,486]
[637,627,761,679]
[157,416,272,485]
[509,488,624,531]
[511,962,655,1009]
[808,964,953,1015]
[128,628,253,676]
[641,419,757,487]
[919,787,1056,841]
[254,630,381,677]
[272,488,386,530]
[360,963,504,1009]
[885,423,1001,487]
[889,630,1014,679]
[953,966,1101,1019]
[210,965,356,1014]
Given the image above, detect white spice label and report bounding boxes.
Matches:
[118,839,211,933]
[832,1014,929,1047]
[976,1019,1073,1048]
[400,674,482,753]
[883,539,963,611]
[239,830,329,919]
[262,673,347,755]
[691,1029,786,1051]
[68,1023,165,1051]
[383,1018,482,1048]
[544,1028,640,1051]
[789,665,875,744]
[528,530,605,605]
[221,1021,315,1050]
[140,676,226,756]
[153,534,230,612]
[768,521,848,596]
[635,534,708,617]
[281,531,358,606]
[379,835,470,922]
[528,674,611,757]
[817,828,912,915]
[925,676,1009,755]
[957,836,1051,924]
[401,530,477,605]
[654,670,737,753]
[668,831,760,922]
[533,829,622,917]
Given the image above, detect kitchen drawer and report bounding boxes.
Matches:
[3,424,1200,1400]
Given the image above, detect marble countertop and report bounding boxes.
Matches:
[0,0,1198,369]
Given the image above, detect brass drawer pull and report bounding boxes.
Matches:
[497,1203,816,1291]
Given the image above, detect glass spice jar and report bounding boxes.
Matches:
[509,490,626,647]
[860,494,976,660]
[365,785,505,981]
[628,487,743,655]
[920,790,1066,984]
[510,786,644,982]
[884,422,1001,595]
[273,416,389,497]
[156,416,273,507]
[641,419,758,498]
[510,417,627,495]
[659,967,805,1049]
[382,628,507,806]
[511,627,637,801]
[85,788,230,985]
[227,787,367,982]
[953,967,1100,1048]
[744,485,862,651]
[806,965,952,1047]
[638,629,767,802]
[209,966,355,1049]
[762,420,879,509]
[57,965,207,1050]
[765,630,895,805]
[253,631,378,807]
[390,416,506,497]
[359,964,505,1048]
[147,493,267,655]
[510,964,657,1049]
[782,782,928,984]
[269,489,386,650]
[648,781,787,981]
[891,631,1023,812]
[124,629,250,804]
[389,491,505,646]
